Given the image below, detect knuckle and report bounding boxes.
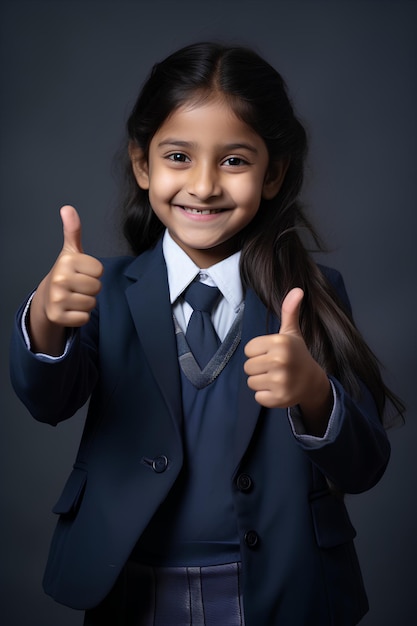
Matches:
[270,353,283,367]
[46,307,62,325]
[92,281,102,296]
[75,312,91,326]
[86,296,97,311]
[246,376,256,390]
[270,371,282,386]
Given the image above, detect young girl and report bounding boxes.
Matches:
[10,42,404,626]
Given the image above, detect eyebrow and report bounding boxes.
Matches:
[157,139,259,154]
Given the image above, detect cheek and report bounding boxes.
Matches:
[149,169,176,196]
[148,172,179,214]
[231,178,264,211]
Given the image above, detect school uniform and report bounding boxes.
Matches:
[10,233,390,625]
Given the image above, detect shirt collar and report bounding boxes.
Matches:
[162,230,243,310]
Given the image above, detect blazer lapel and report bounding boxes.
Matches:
[234,288,280,469]
[124,242,182,432]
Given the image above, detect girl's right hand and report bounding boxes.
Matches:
[28,205,104,355]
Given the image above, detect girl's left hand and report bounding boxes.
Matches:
[244,288,332,435]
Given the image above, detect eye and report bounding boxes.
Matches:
[223,156,248,167]
[167,152,190,163]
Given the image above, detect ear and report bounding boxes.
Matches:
[129,141,150,190]
[262,159,290,200]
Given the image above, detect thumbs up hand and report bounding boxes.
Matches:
[244,288,332,435]
[45,205,104,327]
[29,206,104,355]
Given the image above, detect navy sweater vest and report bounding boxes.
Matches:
[131,317,244,566]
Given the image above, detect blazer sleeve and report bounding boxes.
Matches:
[292,265,391,493]
[295,376,390,493]
[10,298,99,425]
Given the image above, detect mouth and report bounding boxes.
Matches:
[178,205,225,215]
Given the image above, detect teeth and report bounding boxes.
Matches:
[182,206,222,215]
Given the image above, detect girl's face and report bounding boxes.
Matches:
[130,98,286,267]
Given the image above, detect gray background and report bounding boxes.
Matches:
[1,1,416,624]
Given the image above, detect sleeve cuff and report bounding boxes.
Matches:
[21,292,74,361]
[288,379,341,447]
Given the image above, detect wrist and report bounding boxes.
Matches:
[29,283,67,355]
[298,366,332,437]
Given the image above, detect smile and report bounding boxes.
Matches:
[180,206,224,215]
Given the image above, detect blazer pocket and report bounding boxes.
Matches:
[310,490,356,548]
[52,466,87,517]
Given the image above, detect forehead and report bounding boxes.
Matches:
[151,97,264,148]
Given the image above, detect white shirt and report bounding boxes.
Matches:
[163,230,243,341]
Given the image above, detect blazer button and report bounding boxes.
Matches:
[244,530,259,549]
[236,473,253,492]
[152,455,168,473]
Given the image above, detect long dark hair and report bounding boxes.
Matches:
[121,41,404,427]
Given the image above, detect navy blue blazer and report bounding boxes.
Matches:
[10,241,390,625]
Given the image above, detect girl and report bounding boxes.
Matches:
[10,42,404,625]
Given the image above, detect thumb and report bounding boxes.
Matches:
[279,287,304,335]
[60,205,83,253]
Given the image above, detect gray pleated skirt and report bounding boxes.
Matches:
[84,561,245,626]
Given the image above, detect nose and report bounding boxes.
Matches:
[186,162,222,200]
